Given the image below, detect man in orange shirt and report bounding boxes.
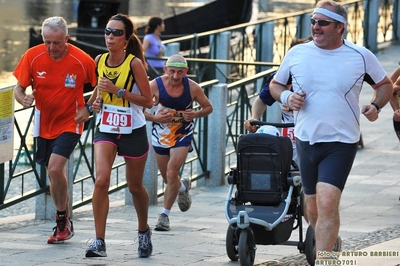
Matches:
[13,16,97,244]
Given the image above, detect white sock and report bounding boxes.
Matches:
[161,208,170,216]
[178,181,186,192]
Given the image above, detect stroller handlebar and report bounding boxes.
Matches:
[249,120,295,128]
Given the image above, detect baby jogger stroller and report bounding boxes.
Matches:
[224,121,315,266]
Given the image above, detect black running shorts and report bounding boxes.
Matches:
[296,139,358,195]
[36,132,81,167]
[93,125,149,158]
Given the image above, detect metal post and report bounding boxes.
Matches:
[143,136,158,205]
[0,163,4,205]
[259,0,274,13]
[256,21,281,123]
[206,83,228,187]
[266,103,283,123]
[258,21,274,67]
[34,132,53,220]
[126,122,158,205]
[35,157,73,220]
[66,155,74,219]
[394,0,400,42]
[364,0,379,52]
[166,42,180,56]
[35,164,54,220]
[210,32,231,83]
[296,13,312,39]
[256,21,275,98]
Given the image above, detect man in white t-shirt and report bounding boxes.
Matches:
[270,1,393,264]
[244,38,312,166]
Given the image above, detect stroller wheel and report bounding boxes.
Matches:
[226,225,239,261]
[305,225,316,266]
[238,228,256,266]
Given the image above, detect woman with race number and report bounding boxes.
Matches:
[85,14,153,259]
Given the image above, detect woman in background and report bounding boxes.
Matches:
[143,16,166,80]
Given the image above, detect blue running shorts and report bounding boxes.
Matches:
[296,139,358,195]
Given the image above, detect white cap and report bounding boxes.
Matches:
[256,125,280,136]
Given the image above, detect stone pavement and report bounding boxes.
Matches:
[1,43,400,266]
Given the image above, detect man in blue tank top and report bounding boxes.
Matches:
[145,54,213,231]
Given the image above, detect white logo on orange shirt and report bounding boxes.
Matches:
[36,71,46,78]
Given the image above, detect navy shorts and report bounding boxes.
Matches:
[94,125,149,158]
[36,132,81,167]
[296,139,358,195]
[153,133,193,156]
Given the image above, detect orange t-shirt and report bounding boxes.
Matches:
[13,44,97,139]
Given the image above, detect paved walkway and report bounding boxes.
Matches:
[1,43,400,266]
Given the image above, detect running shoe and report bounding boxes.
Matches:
[155,213,170,231]
[178,177,192,212]
[138,227,153,258]
[85,238,107,257]
[47,214,75,244]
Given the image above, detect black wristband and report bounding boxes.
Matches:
[370,102,380,113]
[85,103,93,114]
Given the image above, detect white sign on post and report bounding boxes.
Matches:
[0,85,14,164]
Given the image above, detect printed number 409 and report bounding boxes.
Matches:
[104,112,129,127]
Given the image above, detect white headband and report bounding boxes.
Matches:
[313,7,347,24]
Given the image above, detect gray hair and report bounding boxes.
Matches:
[41,16,68,37]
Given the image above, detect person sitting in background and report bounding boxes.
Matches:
[143,16,166,80]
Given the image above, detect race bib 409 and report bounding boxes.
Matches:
[99,104,132,134]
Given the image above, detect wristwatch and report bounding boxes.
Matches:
[85,103,93,114]
[117,88,126,98]
[371,102,381,113]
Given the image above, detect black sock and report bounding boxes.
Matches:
[56,210,67,218]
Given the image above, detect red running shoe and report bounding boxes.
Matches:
[47,214,75,244]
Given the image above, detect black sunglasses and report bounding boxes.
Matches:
[104,28,125,37]
[311,18,337,27]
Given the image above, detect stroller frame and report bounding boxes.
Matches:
[224,121,315,266]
